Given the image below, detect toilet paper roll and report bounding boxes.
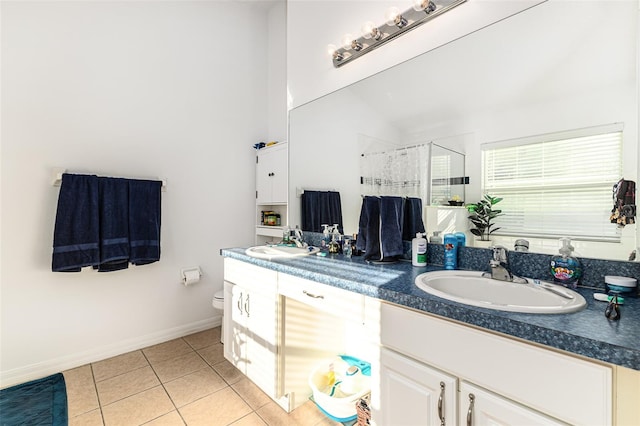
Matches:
[182,268,201,286]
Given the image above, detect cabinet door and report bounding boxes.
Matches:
[377,348,457,426]
[224,282,249,373]
[245,290,279,397]
[460,382,567,426]
[256,144,287,204]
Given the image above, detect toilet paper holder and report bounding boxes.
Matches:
[181,267,202,286]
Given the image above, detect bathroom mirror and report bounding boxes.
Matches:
[289,2,638,261]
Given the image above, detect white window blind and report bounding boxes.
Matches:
[482,126,623,242]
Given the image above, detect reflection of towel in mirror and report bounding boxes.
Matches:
[356,196,404,261]
[610,179,636,227]
[402,197,426,241]
[52,174,100,272]
[300,191,343,233]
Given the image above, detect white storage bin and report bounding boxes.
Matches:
[308,356,371,422]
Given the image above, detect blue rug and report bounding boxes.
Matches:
[0,373,67,426]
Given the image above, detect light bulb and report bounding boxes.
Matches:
[414,0,437,13]
[342,33,355,50]
[326,44,343,61]
[361,21,375,39]
[385,6,407,28]
[385,7,400,26]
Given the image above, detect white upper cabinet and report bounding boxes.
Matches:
[256,143,288,204]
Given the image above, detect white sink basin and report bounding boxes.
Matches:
[415,270,586,314]
[245,245,320,260]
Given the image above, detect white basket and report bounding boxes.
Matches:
[309,357,371,422]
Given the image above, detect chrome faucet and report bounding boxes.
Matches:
[290,227,306,248]
[485,245,527,283]
[489,245,512,281]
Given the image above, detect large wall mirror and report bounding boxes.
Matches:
[289,1,638,261]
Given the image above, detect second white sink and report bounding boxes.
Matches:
[415,270,586,314]
[245,245,320,260]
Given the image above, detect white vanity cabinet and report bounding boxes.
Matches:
[376,302,612,426]
[223,258,279,398]
[459,382,566,426]
[379,347,457,425]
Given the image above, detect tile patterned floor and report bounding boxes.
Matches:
[63,327,339,426]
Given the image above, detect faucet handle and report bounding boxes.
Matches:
[490,245,508,263]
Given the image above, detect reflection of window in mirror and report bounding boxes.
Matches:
[481,123,632,260]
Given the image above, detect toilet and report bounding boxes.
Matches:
[212,290,224,344]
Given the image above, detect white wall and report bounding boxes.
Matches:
[287,0,546,109]
[1,1,269,386]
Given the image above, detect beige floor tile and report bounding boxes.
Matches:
[212,359,244,385]
[256,400,330,426]
[179,387,252,426]
[63,365,100,417]
[92,350,149,382]
[164,367,227,408]
[96,365,160,405]
[197,343,225,366]
[231,377,271,410]
[230,412,267,426]
[183,327,221,350]
[143,338,194,365]
[142,410,185,425]
[151,352,208,383]
[69,408,104,426]
[102,386,174,426]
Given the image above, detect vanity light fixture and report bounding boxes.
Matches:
[328,0,466,68]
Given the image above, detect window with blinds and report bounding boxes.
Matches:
[481,125,623,242]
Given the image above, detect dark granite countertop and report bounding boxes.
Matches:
[221,247,640,371]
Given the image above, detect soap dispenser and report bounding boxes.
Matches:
[321,224,331,248]
[430,231,443,244]
[550,237,582,288]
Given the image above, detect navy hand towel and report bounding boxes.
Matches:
[52,174,100,272]
[402,197,426,241]
[379,196,405,259]
[128,179,162,265]
[301,190,343,233]
[357,196,382,261]
[96,177,130,272]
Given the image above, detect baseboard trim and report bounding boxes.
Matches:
[0,315,222,389]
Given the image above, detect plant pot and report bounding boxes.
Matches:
[473,239,492,248]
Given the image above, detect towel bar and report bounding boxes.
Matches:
[52,168,167,191]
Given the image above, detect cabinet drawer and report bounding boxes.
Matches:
[278,273,364,324]
[381,302,612,426]
[223,258,277,295]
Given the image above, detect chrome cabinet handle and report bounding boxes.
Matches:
[438,382,445,425]
[303,290,324,299]
[237,292,243,314]
[466,393,475,426]
[244,293,250,317]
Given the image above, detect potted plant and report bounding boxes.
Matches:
[466,194,504,242]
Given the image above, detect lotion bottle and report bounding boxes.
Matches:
[412,233,427,266]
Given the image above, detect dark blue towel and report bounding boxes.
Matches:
[300,191,343,233]
[52,174,100,272]
[96,177,130,272]
[0,373,67,426]
[402,197,426,241]
[129,179,162,265]
[379,196,405,259]
[357,196,382,261]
